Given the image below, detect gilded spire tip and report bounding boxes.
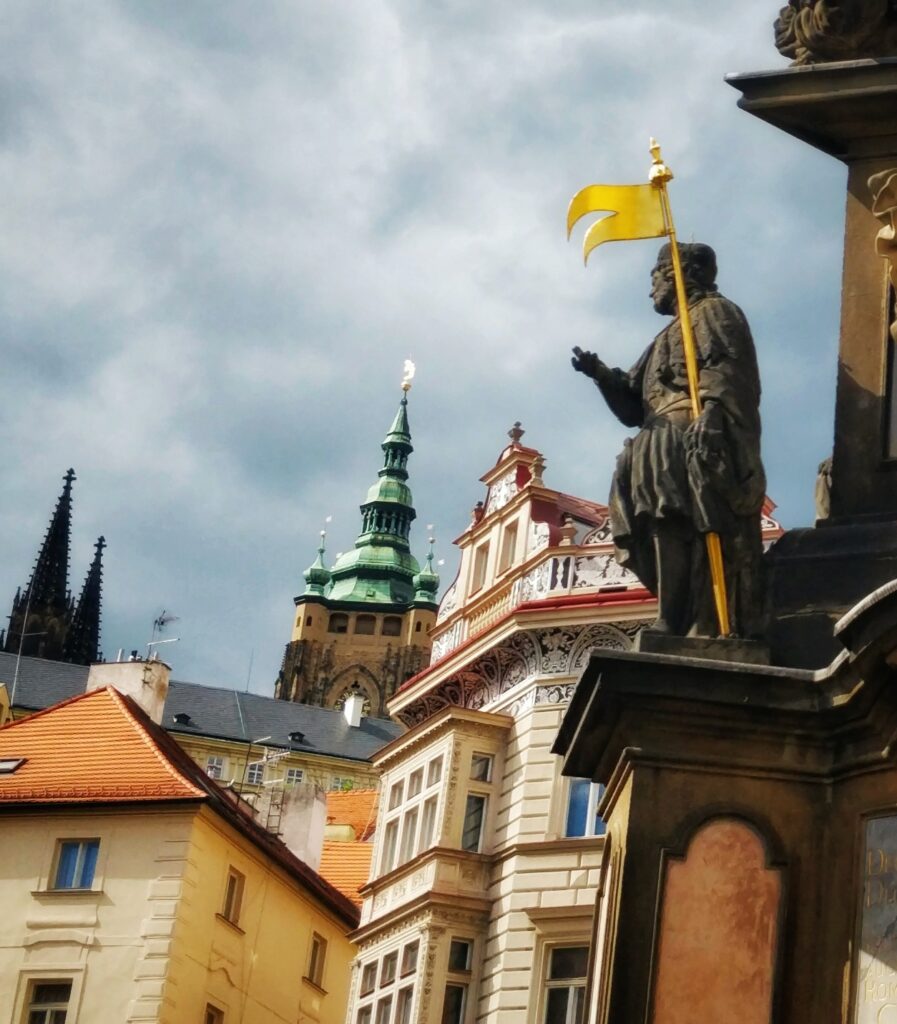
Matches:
[401,359,416,393]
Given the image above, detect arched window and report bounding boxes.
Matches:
[382,616,402,637]
[355,614,376,635]
[328,613,349,634]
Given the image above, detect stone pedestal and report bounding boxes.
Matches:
[554,587,897,1024]
[729,60,897,523]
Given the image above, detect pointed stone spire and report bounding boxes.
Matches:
[328,384,421,605]
[64,536,105,665]
[4,469,76,659]
[27,468,75,608]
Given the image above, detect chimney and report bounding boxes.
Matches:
[278,783,328,871]
[86,656,171,725]
[343,691,365,728]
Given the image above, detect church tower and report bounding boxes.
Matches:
[2,470,105,665]
[275,375,439,716]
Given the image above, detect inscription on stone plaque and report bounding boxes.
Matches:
[855,816,897,1023]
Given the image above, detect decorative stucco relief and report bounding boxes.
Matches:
[485,472,518,514]
[397,621,646,726]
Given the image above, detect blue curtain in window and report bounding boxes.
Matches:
[565,779,591,838]
[80,840,99,886]
[55,843,79,888]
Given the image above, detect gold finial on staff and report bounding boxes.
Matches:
[401,359,416,393]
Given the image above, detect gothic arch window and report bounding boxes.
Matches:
[328,613,349,634]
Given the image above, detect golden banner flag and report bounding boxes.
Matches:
[567,183,667,265]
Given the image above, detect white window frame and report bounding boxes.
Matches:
[52,838,100,890]
[355,937,422,1023]
[246,761,264,786]
[377,752,445,874]
[10,968,85,1024]
[285,767,304,786]
[461,793,488,853]
[206,755,225,779]
[540,944,589,1024]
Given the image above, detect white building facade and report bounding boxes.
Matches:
[346,434,782,1024]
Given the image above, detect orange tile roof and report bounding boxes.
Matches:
[319,840,373,906]
[0,686,360,928]
[326,788,379,841]
[0,687,205,803]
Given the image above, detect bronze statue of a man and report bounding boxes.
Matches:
[572,242,766,638]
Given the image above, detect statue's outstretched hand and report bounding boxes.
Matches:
[571,346,608,382]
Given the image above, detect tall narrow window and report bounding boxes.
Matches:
[543,946,588,1024]
[375,996,393,1024]
[396,986,414,1024]
[399,808,419,865]
[381,951,399,988]
[26,981,72,1024]
[381,820,399,873]
[204,1005,225,1024]
[360,962,378,997]
[462,795,487,853]
[222,867,245,925]
[53,839,99,890]
[442,984,467,1024]
[420,796,438,850]
[498,521,518,573]
[307,932,327,988]
[471,543,489,593]
[401,941,419,977]
[564,781,606,838]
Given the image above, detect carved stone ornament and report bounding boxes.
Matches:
[870,168,897,344]
[774,1,897,65]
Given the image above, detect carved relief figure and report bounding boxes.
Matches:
[572,243,766,638]
[774,1,897,64]
[870,168,897,344]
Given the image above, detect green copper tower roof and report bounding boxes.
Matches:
[413,536,440,604]
[324,389,428,606]
[302,531,332,597]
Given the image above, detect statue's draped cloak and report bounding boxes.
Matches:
[595,293,766,632]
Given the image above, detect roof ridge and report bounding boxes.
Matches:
[0,684,98,731]
[105,688,206,799]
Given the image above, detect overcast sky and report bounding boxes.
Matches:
[0,2,846,693]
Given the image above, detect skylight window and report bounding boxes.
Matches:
[0,758,25,774]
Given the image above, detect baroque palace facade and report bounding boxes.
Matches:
[344,430,783,1024]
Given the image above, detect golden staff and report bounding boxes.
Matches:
[567,139,731,636]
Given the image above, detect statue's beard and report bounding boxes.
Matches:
[653,288,676,316]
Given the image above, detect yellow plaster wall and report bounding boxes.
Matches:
[167,805,355,1024]
[0,806,196,1023]
[173,733,381,794]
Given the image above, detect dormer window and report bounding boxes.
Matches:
[498,521,518,574]
[289,730,305,744]
[0,757,25,774]
[471,542,489,594]
[173,713,193,726]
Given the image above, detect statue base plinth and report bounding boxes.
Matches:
[635,630,771,665]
